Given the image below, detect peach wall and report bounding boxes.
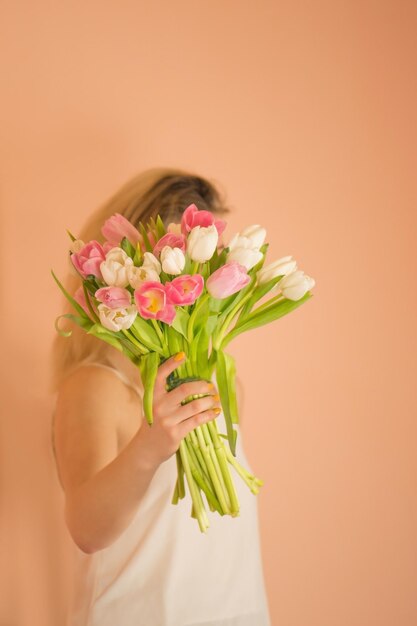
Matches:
[1,1,416,625]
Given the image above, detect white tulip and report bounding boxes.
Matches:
[98,303,137,331]
[160,246,185,275]
[187,224,218,262]
[277,270,315,301]
[100,247,134,287]
[126,264,161,289]
[240,224,267,249]
[257,255,298,285]
[226,246,264,271]
[142,251,162,274]
[225,231,264,270]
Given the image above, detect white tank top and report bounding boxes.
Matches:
[63,361,271,626]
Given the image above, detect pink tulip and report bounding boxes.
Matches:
[134,281,176,325]
[70,240,106,279]
[181,203,227,238]
[101,212,141,247]
[206,261,251,299]
[95,286,132,309]
[165,274,204,306]
[153,232,186,258]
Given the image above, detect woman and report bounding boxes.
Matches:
[50,167,271,626]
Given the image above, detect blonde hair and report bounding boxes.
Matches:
[49,166,231,395]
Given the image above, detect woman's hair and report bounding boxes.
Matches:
[49,166,231,394]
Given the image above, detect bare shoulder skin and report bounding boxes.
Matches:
[52,364,143,498]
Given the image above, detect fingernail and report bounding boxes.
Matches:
[213,407,221,414]
[174,352,186,361]
[213,394,220,401]
[208,383,214,389]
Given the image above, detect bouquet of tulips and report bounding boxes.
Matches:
[52,203,315,532]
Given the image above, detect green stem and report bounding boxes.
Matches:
[179,440,208,533]
[222,445,264,494]
[121,329,148,354]
[150,319,169,356]
[205,421,240,515]
[245,292,285,318]
[194,425,231,514]
[190,260,200,274]
[187,292,210,344]
[185,435,223,514]
[214,288,256,350]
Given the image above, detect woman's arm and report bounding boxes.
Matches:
[53,356,220,554]
[54,366,159,554]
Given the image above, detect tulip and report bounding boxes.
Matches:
[134,281,177,324]
[181,203,227,238]
[164,274,204,306]
[256,255,298,286]
[206,261,251,299]
[101,212,141,247]
[95,286,132,309]
[98,303,137,331]
[127,264,161,290]
[187,224,218,262]
[239,224,267,249]
[142,251,162,274]
[225,233,264,271]
[160,246,186,275]
[70,240,106,279]
[100,247,134,288]
[153,232,186,258]
[278,270,315,301]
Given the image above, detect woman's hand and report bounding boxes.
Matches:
[135,353,221,468]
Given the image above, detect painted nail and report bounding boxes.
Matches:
[213,394,220,401]
[213,407,221,414]
[174,351,185,361]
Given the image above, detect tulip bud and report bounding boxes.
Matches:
[187,224,218,262]
[160,246,186,275]
[256,256,298,285]
[142,251,162,274]
[240,224,267,249]
[278,270,315,300]
[100,247,134,288]
[97,303,137,331]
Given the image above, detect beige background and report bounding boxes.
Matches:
[1,1,416,625]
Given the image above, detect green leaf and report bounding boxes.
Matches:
[51,269,91,320]
[222,292,313,348]
[131,316,164,353]
[171,307,190,340]
[196,326,211,379]
[166,326,182,359]
[215,349,238,456]
[82,282,100,323]
[209,246,228,274]
[120,236,136,259]
[139,351,160,424]
[238,275,284,319]
[155,214,166,239]
[54,313,93,337]
[86,323,125,352]
[138,221,153,252]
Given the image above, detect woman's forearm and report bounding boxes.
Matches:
[65,432,160,554]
